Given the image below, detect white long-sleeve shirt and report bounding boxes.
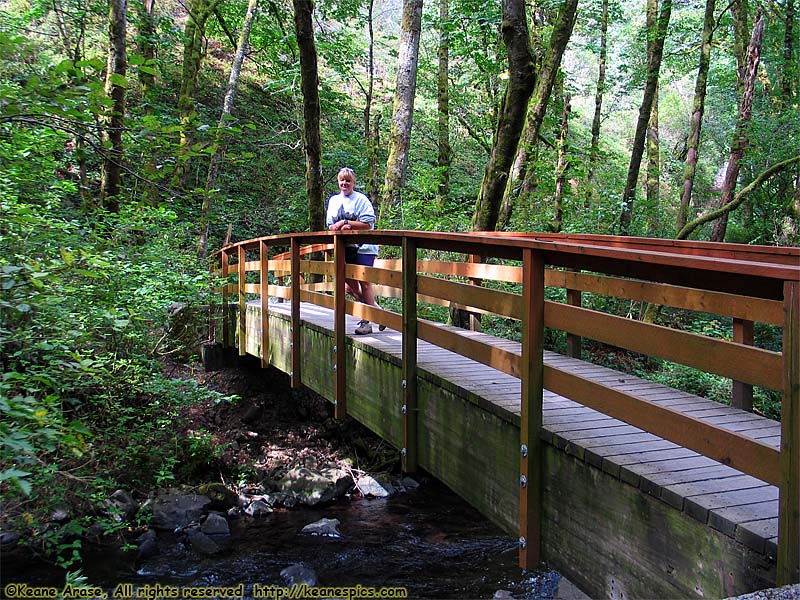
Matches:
[325,190,379,255]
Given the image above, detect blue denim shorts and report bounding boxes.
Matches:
[347,251,376,266]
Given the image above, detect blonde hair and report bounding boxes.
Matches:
[337,167,356,182]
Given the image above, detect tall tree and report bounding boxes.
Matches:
[618,0,672,234]
[198,0,259,260]
[553,93,571,232]
[472,0,535,231]
[781,0,796,101]
[173,0,222,188]
[586,0,609,207]
[365,0,381,205]
[136,0,157,92]
[710,9,764,242]
[380,0,423,219]
[99,0,127,212]
[645,83,659,234]
[676,0,715,231]
[496,0,578,229]
[293,0,324,232]
[436,0,451,207]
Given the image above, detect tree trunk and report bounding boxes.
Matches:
[436,0,451,207]
[472,0,536,232]
[645,83,659,235]
[731,0,749,98]
[198,0,258,260]
[553,93,571,232]
[99,0,127,212]
[293,0,325,232]
[137,0,156,92]
[781,0,796,102]
[618,0,672,235]
[380,0,423,221]
[497,0,578,228]
[364,0,381,208]
[586,0,608,208]
[710,9,764,242]
[173,0,221,189]
[677,0,715,231]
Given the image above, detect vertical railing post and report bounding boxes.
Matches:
[333,234,346,419]
[221,249,230,348]
[238,245,246,356]
[259,241,270,368]
[402,237,418,473]
[732,318,754,411]
[468,254,482,332]
[291,237,302,389]
[565,270,582,359]
[519,248,544,570]
[778,280,799,585]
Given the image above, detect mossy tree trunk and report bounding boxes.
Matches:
[380,0,423,222]
[710,10,764,242]
[618,0,671,235]
[645,84,659,235]
[585,0,608,209]
[496,0,578,230]
[676,0,715,232]
[293,0,325,232]
[436,0,451,208]
[99,0,127,212]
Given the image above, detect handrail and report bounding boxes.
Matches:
[209,230,799,584]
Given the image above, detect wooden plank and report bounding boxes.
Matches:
[402,237,418,473]
[417,320,521,378]
[544,366,781,485]
[778,280,800,584]
[546,302,783,391]
[732,318,755,410]
[661,475,769,510]
[417,274,522,319]
[556,270,784,325]
[710,500,780,538]
[291,238,301,388]
[684,486,779,525]
[520,248,544,569]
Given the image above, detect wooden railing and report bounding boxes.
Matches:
[210,230,799,585]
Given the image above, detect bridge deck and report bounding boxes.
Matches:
[265,300,780,558]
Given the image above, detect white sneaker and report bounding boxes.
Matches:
[354,320,373,335]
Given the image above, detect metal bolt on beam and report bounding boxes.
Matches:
[333,345,337,353]
[401,448,407,457]
[401,404,407,414]
[519,536,527,549]
[520,475,528,488]
[333,364,337,371]
[520,444,528,457]
[401,379,407,390]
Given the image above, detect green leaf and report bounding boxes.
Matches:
[108,73,128,88]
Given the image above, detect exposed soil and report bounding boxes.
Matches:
[163,354,399,488]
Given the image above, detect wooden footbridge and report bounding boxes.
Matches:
[209,231,799,599]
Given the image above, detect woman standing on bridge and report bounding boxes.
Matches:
[326,167,386,335]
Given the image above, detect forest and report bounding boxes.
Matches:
[1,0,798,574]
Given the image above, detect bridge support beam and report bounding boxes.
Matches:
[259,241,270,368]
[519,249,544,570]
[402,238,418,473]
[290,238,301,389]
[778,280,799,585]
[333,235,346,419]
[238,245,246,356]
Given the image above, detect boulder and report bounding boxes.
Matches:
[300,518,341,537]
[149,489,211,530]
[278,466,353,506]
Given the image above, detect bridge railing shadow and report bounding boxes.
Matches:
[210,230,799,584]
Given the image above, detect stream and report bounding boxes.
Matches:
[2,478,572,599]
